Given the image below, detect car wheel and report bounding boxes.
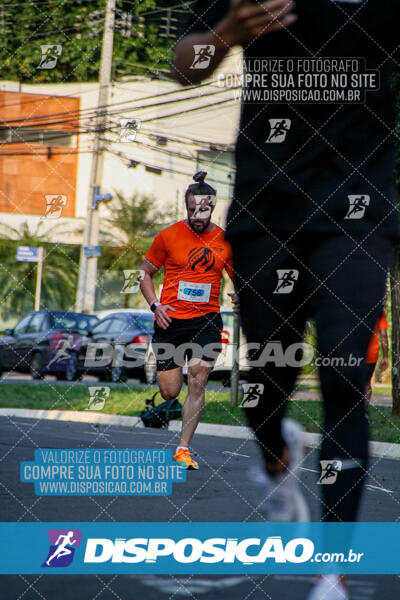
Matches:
[65,353,80,382]
[109,366,127,383]
[56,353,80,381]
[30,352,44,380]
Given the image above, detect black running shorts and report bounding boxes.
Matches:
[152,312,223,372]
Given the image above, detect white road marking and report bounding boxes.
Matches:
[300,468,394,494]
[365,484,393,494]
[222,451,250,458]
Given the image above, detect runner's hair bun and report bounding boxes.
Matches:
[193,171,207,184]
[185,171,216,204]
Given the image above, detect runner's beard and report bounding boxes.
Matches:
[188,215,211,233]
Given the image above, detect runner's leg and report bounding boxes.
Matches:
[310,233,393,521]
[157,367,184,401]
[179,360,213,447]
[232,234,309,469]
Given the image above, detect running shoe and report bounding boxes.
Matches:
[173,448,199,470]
[307,575,349,600]
[251,418,310,521]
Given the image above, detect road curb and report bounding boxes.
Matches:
[1,408,400,460]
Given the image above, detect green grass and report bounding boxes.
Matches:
[1,384,400,444]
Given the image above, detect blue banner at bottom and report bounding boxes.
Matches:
[0,522,398,574]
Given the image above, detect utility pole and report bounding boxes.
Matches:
[34,247,45,311]
[75,0,116,312]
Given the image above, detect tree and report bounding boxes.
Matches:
[0,0,179,83]
[0,221,79,320]
[391,64,400,416]
[99,190,166,307]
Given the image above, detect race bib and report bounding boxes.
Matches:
[178,281,211,303]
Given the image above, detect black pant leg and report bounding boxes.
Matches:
[231,234,309,465]
[309,234,394,521]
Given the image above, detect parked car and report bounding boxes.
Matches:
[144,307,249,385]
[0,311,98,381]
[78,310,154,382]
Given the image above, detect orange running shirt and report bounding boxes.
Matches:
[366,312,388,364]
[145,220,234,319]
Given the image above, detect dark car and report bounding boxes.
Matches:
[78,310,154,383]
[0,311,99,381]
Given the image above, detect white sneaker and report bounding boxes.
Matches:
[251,418,310,521]
[307,575,349,600]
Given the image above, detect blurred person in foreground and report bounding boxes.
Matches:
[174,1,400,599]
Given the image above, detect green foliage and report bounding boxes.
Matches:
[0,221,79,320]
[392,64,400,189]
[0,0,176,82]
[98,190,165,308]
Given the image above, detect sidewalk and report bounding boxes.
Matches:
[293,389,392,406]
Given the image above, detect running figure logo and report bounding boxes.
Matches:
[188,248,215,272]
[317,460,342,485]
[119,118,141,142]
[240,383,264,408]
[121,269,145,294]
[47,335,75,369]
[266,119,292,143]
[273,269,299,294]
[37,45,62,69]
[43,194,67,219]
[86,386,110,411]
[344,195,370,219]
[191,45,216,69]
[42,529,82,567]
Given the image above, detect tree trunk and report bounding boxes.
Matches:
[390,242,400,416]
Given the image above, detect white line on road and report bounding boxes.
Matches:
[222,451,250,458]
[365,484,393,494]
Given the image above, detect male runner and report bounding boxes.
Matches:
[175,2,400,598]
[365,312,389,405]
[140,172,237,469]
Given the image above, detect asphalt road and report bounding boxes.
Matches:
[0,415,399,599]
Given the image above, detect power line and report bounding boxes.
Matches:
[0,81,238,128]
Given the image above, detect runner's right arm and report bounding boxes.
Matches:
[140,234,177,330]
[172,0,297,85]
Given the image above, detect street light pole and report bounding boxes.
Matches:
[75,0,116,312]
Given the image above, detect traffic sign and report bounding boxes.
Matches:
[84,246,101,258]
[16,246,39,262]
